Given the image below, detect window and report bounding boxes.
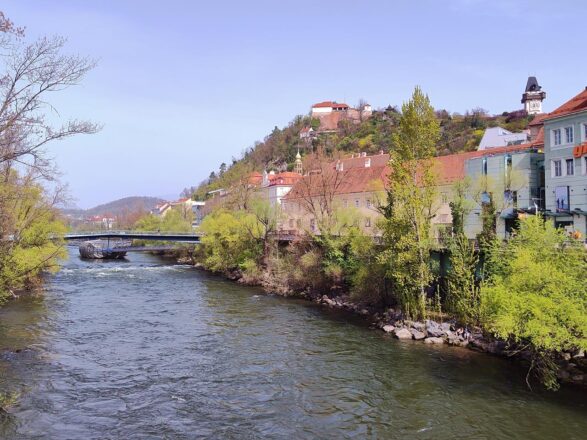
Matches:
[555,186,570,211]
[554,160,562,177]
[355,199,360,208]
[566,158,574,176]
[441,193,448,204]
[584,123,587,141]
[565,126,574,144]
[365,217,371,227]
[296,219,301,228]
[310,218,316,232]
[343,199,348,208]
[364,158,371,168]
[288,218,294,229]
[482,157,488,175]
[366,199,371,208]
[553,129,562,146]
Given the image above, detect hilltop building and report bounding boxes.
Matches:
[308,100,372,132]
[522,76,546,115]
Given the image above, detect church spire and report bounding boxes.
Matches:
[294,149,303,174]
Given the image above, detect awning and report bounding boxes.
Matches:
[572,209,587,216]
[543,210,571,218]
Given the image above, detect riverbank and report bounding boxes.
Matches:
[188,260,587,391]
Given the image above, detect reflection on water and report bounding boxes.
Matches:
[0,249,586,439]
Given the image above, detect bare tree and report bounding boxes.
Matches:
[290,153,348,236]
[0,18,99,180]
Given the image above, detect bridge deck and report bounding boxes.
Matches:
[63,231,201,243]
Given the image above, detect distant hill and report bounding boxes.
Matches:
[62,196,165,217]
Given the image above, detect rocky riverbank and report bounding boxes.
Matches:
[313,293,587,389]
[188,260,587,390]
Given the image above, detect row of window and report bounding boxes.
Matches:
[342,199,372,209]
[288,217,373,229]
[552,156,587,177]
[552,123,587,146]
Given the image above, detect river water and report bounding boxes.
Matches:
[0,249,586,439]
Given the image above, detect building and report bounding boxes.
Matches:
[280,151,458,238]
[462,144,544,239]
[542,87,587,236]
[478,126,529,150]
[260,170,302,207]
[309,101,372,132]
[299,126,315,140]
[191,201,206,227]
[522,76,546,115]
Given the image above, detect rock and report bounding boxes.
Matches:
[411,329,426,340]
[382,325,395,333]
[562,352,572,361]
[410,321,426,332]
[440,322,452,332]
[425,320,445,338]
[359,308,369,316]
[424,337,445,345]
[394,328,413,340]
[571,374,584,383]
[572,349,585,359]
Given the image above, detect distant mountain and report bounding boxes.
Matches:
[62,196,165,218]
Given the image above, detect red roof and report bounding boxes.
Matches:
[312,101,349,109]
[248,172,263,185]
[284,144,541,200]
[267,171,302,186]
[528,113,548,126]
[544,88,587,120]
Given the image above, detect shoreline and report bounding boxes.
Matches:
[187,261,587,391]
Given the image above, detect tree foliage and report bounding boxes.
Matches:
[480,216,587,389]
[380,86,440,319]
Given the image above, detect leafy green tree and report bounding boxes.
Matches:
[0,175,67,302]
[480,215,587,389]
[198,209,262,274]
[380,86,440,319]
[446,178,479,324]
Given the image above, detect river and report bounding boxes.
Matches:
[0,249,586,439]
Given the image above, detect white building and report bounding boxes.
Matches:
[478,127,529,150]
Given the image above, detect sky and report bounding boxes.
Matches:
[3,0,586,208]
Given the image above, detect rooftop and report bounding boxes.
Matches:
[544,87,587,120]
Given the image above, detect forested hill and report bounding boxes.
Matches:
[63,196,165,217]
[191,105,533,200]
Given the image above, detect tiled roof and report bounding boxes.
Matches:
[544,88,587,120]
[528,113,547,126]
[285,144,542,200]
[312,101,349,109]
[267,171,302,186]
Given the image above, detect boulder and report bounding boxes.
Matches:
[394,328,413,340]
[424,337,445,345]
[382,325,395,333]
[440,322,452,332]
[410,321,426,332]
[425,320,444,338]
[411,329,426,340]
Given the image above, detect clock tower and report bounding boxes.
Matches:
[521,76,546,115]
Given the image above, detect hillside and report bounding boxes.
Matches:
[63,196,165,217]
[192,103,533,200]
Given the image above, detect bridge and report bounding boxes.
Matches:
[62,231,202,243]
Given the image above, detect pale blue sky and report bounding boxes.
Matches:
[3,0,586,208]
